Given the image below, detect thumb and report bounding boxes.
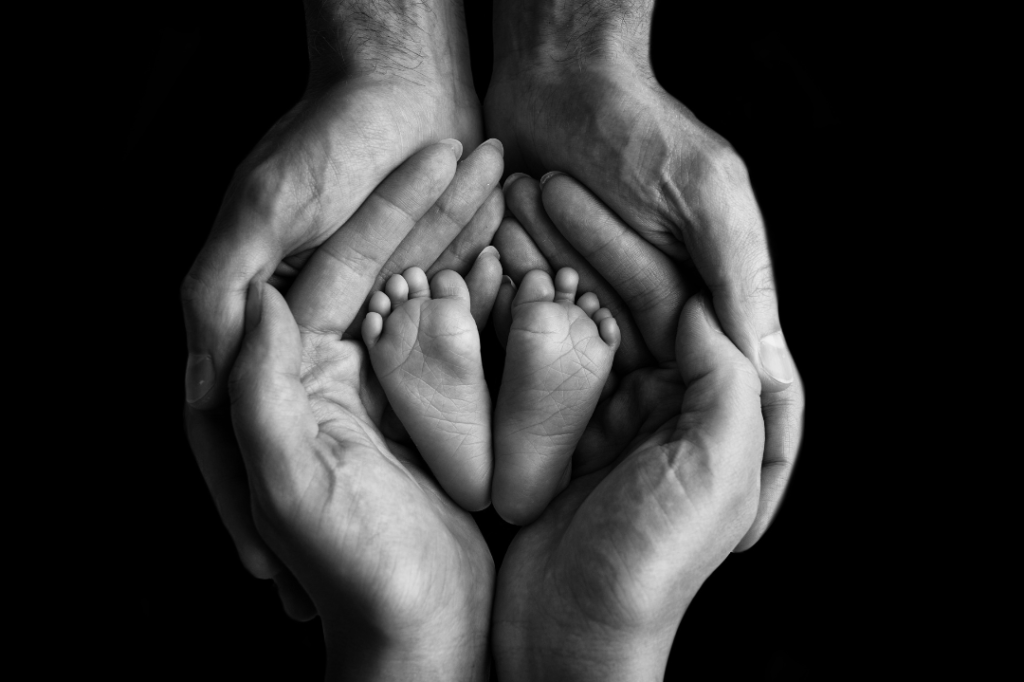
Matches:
[182,231,278,409]
[670,292,765,545]
[228,281,319,504]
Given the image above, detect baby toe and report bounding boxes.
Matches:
[361,310,385,348]
[368,290,392,318]
[512,269,555,310]
[430,269,471,304]
[385,273,410,307]
[577,291,601,317]
[553,267,579,304]
[403,267,431,299]
[596,311,620,349]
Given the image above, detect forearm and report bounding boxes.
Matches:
[305,0,473,86]
[493,0,655,67]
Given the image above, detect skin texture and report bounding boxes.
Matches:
[227,143,495,681]
[491,175,765,681]
[486,0,805,549]
[492,267,619,526]
[182,0,495,600]
[362,258,503,512]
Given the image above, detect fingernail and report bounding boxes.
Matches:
[482,138,504,155]
[759,332,794,384]
[502,275,517,290]
[701,294,724,333]
[185,354,214,404]
[439,138,463,160]
[245,280,263,334]
[539,170,562,188]
[477,245,500,261]
[503,172,528,189]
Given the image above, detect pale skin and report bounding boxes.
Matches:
[492,266,620,525]
[491,174,765,681]
[184,0,801,676]
[185,0,801,599]
[361,257,619,520]
[182,1,497,613]
[228,142,498,681]
[487,0,805,549]
[226,160,767,679]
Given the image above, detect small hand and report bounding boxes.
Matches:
[228,143,493,681]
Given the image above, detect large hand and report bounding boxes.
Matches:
[485,0,804,548]
[183,0,504,598]
[228,143,493,681]
[491,176,764,681]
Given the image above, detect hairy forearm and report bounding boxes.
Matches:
[493,0,655,67]
[305,0,473,83]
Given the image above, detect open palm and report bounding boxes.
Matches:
[229,143,495,680]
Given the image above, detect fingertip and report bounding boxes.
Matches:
[477,245,500,262]
[244,280,263,334]
[438,137,463,160]
[237,542,282,580]
[758,331,796,389]
[699,292,724,334]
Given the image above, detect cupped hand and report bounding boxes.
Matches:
[227,143,494,681]
[490,176,764,681]
[486,1,804,548]
[182,30,508,596]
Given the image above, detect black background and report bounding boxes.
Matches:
[114,1,913,678]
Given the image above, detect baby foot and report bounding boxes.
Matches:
[362,251,502,511]
[492,267,619,524]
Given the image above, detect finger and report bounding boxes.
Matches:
[671,155,802,547]
[426,186,505,277]
[464,246,504,329]
[564,293,766,605]
[667,151,798,392]
[504,175,653,372]
[491,214,551,283]
[539,172,690,365]
[229,281,320,508]
[375,138,504,290]
[735,367,805,550]
[273,570,318,622]
[670,293,763,534]
[182,230,279,409]
[286,141,460,335]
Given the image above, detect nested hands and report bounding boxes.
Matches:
[183,0,801,677]
[487,0,804,549]
[227,141,501,682]
[489,175,764,681]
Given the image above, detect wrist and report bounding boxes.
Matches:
[492,0,654,74]
[495,622,673,682]
[304,0,474,93]
[320,589,491,682]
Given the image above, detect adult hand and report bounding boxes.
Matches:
[491,176,764,680]
[227,143,495,681]
[485,0,804,548]
[182,0,504,599]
